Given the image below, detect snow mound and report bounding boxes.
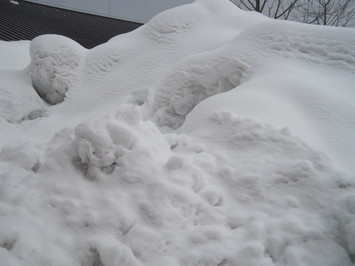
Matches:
[29,35,85,104]
[50,0,265,114]
[1,0,355,265]
[151,19,355,129]
[0,107,354,265]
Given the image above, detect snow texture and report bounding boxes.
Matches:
[0,0,355,265]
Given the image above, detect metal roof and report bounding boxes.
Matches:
[0,0,142,48]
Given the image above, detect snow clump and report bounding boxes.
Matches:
[29,35,84,104]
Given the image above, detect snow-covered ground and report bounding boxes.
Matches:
[1,0,355,265]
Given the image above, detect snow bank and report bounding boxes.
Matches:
[0,0,355,265]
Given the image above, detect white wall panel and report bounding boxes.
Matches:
[24,0,193,23]
[109,0,193,23]
[25,0,110,17]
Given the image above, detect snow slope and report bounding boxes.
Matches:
[0,0,355,265]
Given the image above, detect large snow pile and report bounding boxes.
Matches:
[0,0,355,265]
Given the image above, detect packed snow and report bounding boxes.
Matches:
[0,0,355,265]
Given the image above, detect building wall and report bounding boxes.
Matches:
[24,0,193,23]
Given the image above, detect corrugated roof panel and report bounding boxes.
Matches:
[0,0,142,48]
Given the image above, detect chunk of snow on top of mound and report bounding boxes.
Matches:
[29,35,85,105]
[73,105,170,179]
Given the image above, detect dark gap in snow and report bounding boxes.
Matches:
[350,254,354,263]
[217,258,229,266]
[101,163,116,175]
[73,156,89,177]
[1,238,16,251]
[4,109,46,124]
[31,160,41,173]
[31,80,66,105]
[89,247,103,266]
[20,109,47,122]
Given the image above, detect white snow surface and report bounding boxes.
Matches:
[1,0,355,265]
[0,40,30,70]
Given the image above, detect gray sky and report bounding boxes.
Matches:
[25,0,194,23]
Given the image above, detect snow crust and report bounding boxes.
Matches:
[1,0,355,265]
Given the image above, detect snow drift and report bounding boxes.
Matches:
[0,0,355,265]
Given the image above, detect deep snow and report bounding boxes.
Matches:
[0,0,355,265]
